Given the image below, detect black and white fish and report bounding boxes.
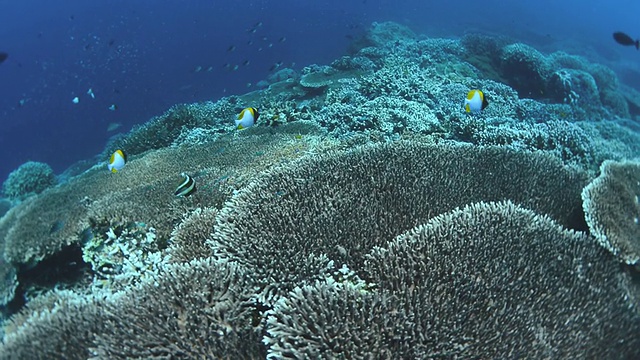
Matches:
[175,173,196,197]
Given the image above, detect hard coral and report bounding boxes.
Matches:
[0,290,102,360]
[102,99,237,159]
[364,201,640,358]
[264,202,640,358]
[211,140,588,305]
[582,159,640,265]
[500,43,551,99]
[1,161,57,201]
[91,258,262,359]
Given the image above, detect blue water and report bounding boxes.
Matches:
[1,0,639,183]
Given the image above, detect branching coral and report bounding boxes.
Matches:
[211,140,588,305]
[90,258,262,359]
[1,161,57,201]
[582,160,640,265]
[263,201,640,358]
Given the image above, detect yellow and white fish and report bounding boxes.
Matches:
[174,173,196,197]
[108,149,126,173]
[464,89,489,113]
[235,107,259,130]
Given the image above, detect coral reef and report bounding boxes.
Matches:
[0,290,102,360]
[1,259,263,359]
[2,20,640,359]
[499,43,551,100]
[166,207,218,263]
[90,258,262,359]
[211,140,588,304]
[0,130,336,308]
[263,202,640,358]
[582,160,640,265]
[1,162,57,201]
[369,201,639,357]
[264,277,392,359]
[0,199,11,219]
[0,258,16,309]
[102,99,238,159]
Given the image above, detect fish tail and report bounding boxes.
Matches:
[636,40,639,50]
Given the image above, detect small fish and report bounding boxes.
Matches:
[108,149,126,173]
[235,107,259,130]
[613,31,639,49]
[50,220,65,234]
[0,52,8,64]
[106,122,122,132]
[72,96,79,104]
[269,61,283,71]
[175,173,196,197]
[464,89,489,113]
[242,59,250,66]
[108,104,117,111]
[278,36,286,42]
[227,45,236,52]
[87,88,95,99]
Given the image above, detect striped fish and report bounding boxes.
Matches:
[175,173,197,197]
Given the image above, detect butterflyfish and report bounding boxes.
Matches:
[108,149,126,173]
[235,107,259,130]
[175,173,196,197]
[464,89,489,113]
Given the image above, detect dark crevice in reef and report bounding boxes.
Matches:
[4,245,91,317]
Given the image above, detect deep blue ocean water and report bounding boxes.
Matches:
[1,0,639,183]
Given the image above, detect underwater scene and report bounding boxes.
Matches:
[1,0,640,358]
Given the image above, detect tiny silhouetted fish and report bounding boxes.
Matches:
[80,228,94,243]
[613,31,639,49]
[0,52,8,64]
[108,39,115,46]
[227,45,236,52]
[50,220,65,234]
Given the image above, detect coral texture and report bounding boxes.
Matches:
[264,202,640,358]
[90,258,262,359]
[1,161,57,201]
[211,140,588,304]
[0,291,101,360]
[582,160,640,265]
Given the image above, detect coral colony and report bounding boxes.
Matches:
[0,22,639,358]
